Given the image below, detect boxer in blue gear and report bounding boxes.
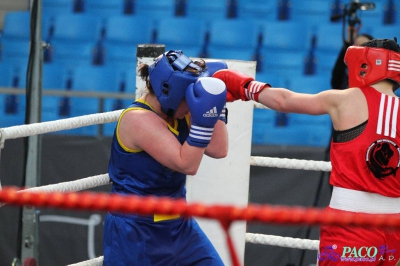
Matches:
[103,50,228,266]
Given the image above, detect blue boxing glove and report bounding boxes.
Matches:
[186,77,227,147]
[219,104,228,124]
[206,60,228,76]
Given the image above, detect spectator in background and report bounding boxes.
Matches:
[330,25,373,89]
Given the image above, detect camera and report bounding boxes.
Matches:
[349,0,375,12]
[331,0,376,22]
[330,0,376,44]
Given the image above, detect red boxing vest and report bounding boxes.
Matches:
[330,86,400,197]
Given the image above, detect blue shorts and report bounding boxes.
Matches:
[103,212,225,266]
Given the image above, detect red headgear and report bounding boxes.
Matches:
[344,45,400,88]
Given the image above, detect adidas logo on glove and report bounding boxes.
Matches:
[203,107,219,117]
[185,77,226,147]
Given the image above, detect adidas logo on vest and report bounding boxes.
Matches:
[203,107,218,117]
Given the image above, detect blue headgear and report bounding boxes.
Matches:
[148,50,227,117]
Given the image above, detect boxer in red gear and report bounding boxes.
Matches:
[214,38,400,265]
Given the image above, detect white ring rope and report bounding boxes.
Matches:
[4,156,330,197]
[250,156,332,172]
[0,110,122,148]
[0,110,331,172]
[24,174,111,193]
[246,233,319,250]
[0,174,111,208]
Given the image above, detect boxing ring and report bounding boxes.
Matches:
[1,25,400,264]
[2,106,400,266]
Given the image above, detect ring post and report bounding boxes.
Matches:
[18,0,44,264]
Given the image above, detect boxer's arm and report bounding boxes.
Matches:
[212,69,270,102]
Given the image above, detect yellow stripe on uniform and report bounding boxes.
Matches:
[154,214,180,222]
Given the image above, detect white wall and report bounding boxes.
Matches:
[186,59,256,266]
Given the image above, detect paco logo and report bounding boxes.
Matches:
[318,245,397,263]
[342,246,378,262]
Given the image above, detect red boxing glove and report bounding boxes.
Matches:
[212,69,269,102]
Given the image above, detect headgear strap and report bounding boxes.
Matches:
[148,50,227,117]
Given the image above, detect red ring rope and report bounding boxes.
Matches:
[2,187,400,266]
[2,187,400,228]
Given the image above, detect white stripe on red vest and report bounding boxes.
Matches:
[377,94,399,138]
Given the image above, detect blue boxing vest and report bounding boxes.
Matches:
[108,99,189,199]
[104,99,225,266]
